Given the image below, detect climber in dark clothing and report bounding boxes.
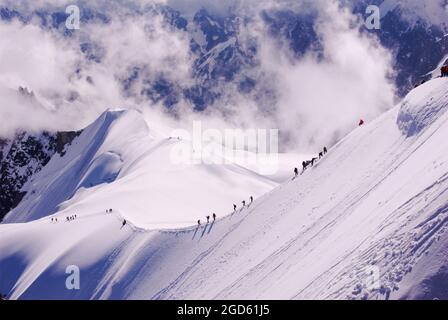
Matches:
[206,216,210,223]
[242,200,246,207]
[122,219,127,228]
[294,167,299,177]
[319,151,323,159]
[250,196,253,203]
[302,161,307,171]
[323,146,328,154]
[213,213,216,221]
[311,157,317,166]
[233,204,237,211]
[198,219,201,226]
[441,65,448,77]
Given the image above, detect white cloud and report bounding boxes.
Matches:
[0,0,397,153]
[259,1,396,149]
[0,4,195,136]
[178,0,396,151]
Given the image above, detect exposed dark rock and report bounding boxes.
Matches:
[0,130,81,221]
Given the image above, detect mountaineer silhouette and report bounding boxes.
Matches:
[441,65,448,77]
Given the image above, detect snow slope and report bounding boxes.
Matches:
[1,78,448,300]
[3,109,277,228]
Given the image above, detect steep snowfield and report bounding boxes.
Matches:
[1,78,448,300]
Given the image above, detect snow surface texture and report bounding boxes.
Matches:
[2,109,277,228]
[1,78,448,299]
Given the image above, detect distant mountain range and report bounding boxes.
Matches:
[1,1,447,109]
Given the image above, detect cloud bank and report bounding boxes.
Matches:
[0,0,398,152]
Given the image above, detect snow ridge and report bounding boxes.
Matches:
[1,78,448,300]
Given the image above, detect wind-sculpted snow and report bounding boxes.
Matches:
[1,79,448,300]
[2,108,276,228]
[397,78,448,137]
[3,110,126,223]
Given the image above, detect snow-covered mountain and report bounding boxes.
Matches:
[0,129,79,221]
[1,77,448,299]
[2,108,277,227]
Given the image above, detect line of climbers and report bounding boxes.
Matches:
[51,208,115,224]
[65,215,77,222]
[46,207,126,233]
[294,146,328,178]
[293,117,367,178]
[197,196,254,227]
[50,214,77,223]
